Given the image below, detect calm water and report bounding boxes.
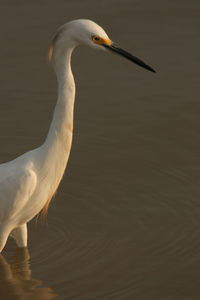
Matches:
[1,0,200,299]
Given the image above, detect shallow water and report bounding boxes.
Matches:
[1,0,200,299]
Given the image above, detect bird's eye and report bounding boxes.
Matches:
[92,35,100,42]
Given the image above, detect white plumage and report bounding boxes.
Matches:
[0,19,155,253]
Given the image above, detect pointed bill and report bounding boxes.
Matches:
[103,43,156,73]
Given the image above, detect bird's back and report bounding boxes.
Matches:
[0,152,37,224]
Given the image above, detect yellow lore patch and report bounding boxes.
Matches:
[92,35,112,46]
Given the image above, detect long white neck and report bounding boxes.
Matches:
[40,42,76,187]
[45,45,75,149]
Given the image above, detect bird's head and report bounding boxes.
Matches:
[48,19,155,73]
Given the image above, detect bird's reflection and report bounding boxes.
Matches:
[0,248,57,299]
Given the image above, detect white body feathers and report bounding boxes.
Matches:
[0,22,78,252]
[0,18,152,252]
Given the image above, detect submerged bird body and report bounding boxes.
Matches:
[0,19,155,252]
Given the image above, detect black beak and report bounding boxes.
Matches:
[103,44,156,73]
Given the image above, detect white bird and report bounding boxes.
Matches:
[0,19,155,253]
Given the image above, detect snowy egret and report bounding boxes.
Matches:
[0,19,155,252]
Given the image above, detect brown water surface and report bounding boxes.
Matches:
[1,0,200,299]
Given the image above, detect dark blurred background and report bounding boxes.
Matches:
[0,1,200,299]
